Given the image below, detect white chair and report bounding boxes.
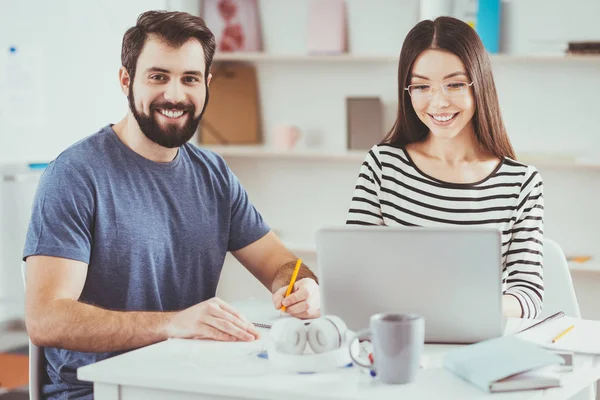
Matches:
[21,261,43,400]
[541,239,596,400]
[539,238,581,319]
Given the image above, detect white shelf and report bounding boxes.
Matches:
[213,52,398,63]
[213,52,600,64]
[199,144,600,169]
[569,262,600,273]
[201,145,365,162]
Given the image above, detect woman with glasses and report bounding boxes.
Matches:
[346,17,543,319]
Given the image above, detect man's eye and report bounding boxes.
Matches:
[184,76,199,83]
[150,75,166,81]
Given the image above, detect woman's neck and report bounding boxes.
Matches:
[420,124,489,165]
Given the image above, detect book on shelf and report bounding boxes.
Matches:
[307,0,347,55]
[567,42,600,55]
[203,0,262,52]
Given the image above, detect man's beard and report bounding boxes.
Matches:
[128,83,208,149]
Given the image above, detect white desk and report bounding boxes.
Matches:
[78,301,600,400]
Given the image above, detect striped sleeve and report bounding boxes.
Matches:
[503,168,544,318]
[346,147,384,226]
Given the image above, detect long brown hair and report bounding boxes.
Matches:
[383,17,515,160]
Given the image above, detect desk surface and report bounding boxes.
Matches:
[78,300,600,400]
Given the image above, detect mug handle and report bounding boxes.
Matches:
[348,328,372,368]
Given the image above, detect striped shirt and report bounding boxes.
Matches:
[346,144,544,318]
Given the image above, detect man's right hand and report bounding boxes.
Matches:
[166,297,260,342]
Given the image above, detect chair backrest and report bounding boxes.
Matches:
[539,239,581,319]
[21,261,43,400]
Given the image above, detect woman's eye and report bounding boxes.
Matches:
[446,83,466,90]
[412,85,430,92]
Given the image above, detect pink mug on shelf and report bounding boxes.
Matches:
[273,125,301,150]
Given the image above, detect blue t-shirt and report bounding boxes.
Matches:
[23,125,270,400]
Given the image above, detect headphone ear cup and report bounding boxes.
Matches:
[270,318,307,355]
[307,316,348,354]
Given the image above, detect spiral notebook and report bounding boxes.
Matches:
[231,299,316,329]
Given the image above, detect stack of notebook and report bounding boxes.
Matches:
[443,336,564,392]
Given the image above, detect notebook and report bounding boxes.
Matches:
[516,316,600,354]
[443,335,564,392]
[230,299,313,329]
[490,366,560,392]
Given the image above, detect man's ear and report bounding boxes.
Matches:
[118,66,131,96]
[206,73,212,87]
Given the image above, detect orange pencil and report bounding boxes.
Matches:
[552,325,575,343]
[281,258,302,312]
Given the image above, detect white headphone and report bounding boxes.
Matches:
[270,315,349,355]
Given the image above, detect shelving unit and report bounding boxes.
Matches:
[213,52,600,64]
[569,262,600,273]
[206,36,600,285]
[199,144,600,169]
[200,144,364,162]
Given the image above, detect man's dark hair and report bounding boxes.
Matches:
[121,10,216,81]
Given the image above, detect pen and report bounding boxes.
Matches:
[280,258,302,312]
[552,325,575,343]
[516,311,565,334]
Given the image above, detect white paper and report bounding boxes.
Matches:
[517,317,600,355]
[0,45,46,129]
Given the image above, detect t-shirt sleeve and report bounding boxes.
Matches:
[23,160,95,264]
[226,167,270,252]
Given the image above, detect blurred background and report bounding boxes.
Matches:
[0,0,599,395]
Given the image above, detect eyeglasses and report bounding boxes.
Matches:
[404,82,474,99]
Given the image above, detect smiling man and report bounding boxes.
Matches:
[23,11,319,400]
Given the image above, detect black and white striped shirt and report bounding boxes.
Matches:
[346,144,544,318]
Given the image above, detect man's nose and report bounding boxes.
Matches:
[163,81,186,104]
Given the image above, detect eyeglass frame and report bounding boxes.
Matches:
[404,81,475,99]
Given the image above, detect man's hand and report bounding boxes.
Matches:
[166,297,260,342]
[272,278,321,319]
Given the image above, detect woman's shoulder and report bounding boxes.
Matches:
[500,156,543,185]
[365,143,411,165]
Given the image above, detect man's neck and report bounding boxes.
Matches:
[112,115,179,163]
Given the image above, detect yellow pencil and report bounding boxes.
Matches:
[552,325,575,343]
[281,258,302,312]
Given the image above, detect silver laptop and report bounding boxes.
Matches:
[316,226,505,344]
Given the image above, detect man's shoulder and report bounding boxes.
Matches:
[183,143,225,164]
[53,125,116,170]
[181,143,231,179]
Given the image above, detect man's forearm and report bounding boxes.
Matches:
[29,298,173,352]
[271,260,318,292]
